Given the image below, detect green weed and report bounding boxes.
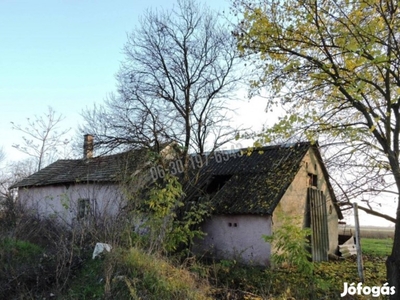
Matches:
[0,237,43,261]
[65,258,105,299]
[361,238,393,257]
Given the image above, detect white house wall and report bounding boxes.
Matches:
[195,215,272,266]
[18,183,125,225]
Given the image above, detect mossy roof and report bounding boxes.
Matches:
[183,142,340,216]
[11,141,342,218]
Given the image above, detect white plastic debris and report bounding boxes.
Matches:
[92,243,112,259]
[339,236,357,258]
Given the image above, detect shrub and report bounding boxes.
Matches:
[113,247,212,300]
[263,215,313,275]
[0,238,44,299]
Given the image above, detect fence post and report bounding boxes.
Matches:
[353,202,364,282]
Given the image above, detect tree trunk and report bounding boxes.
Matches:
[387,198,400,299]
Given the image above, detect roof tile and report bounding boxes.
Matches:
[10,149,148,188]
[183,142,311,215]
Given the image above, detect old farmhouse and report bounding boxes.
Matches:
[11,137,343,265]
[186,142,343,265]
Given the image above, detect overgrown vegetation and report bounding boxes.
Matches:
[123,169,211,257]
[140,173,209,254]
[0,214,84,299]
[0,195,393,300]
[0,238,44,298]
[0,153,392,299]
[115,247,211,300]
[263,215,313,275]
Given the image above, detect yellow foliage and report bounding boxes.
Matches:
[235,0,400,158]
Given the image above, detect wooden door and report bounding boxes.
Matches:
[307,188,329,262]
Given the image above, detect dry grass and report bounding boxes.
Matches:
[115,247,212,300]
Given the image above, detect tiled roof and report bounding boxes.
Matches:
[183,142,339,215]
[10,149,148,188]
[11,141,342,218]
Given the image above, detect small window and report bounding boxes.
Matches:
[78,198,91,219]
[308,173,318,187]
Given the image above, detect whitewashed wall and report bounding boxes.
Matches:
[18,183,126,225]
[195,215,272,266]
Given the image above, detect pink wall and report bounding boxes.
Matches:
[195,215,272,266]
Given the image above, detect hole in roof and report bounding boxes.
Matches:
[206,175,232,194]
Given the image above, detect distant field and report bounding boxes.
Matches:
[339,225,394,239]
[361,238,393,256]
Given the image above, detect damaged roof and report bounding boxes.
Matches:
[183,142,342,217]
[11,141,342,218]
[10,149,148,188]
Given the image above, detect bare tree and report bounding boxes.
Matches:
[0,147,7,197]
[81,0,245,156]
[0,147,4,165]
[318,138,397,223]
[11,106,71,171]
[0,148,39,198]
